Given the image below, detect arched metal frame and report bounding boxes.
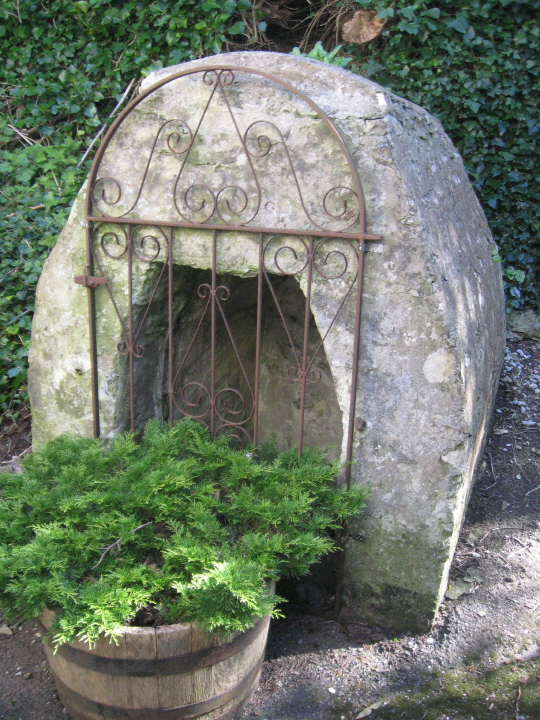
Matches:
[80,65,381,489]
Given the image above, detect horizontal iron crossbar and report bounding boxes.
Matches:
[87,215,382,242]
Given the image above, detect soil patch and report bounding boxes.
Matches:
[1,339,539,720]
[0,407,31,470]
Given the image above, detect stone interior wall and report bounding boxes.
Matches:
[121,264,342,455]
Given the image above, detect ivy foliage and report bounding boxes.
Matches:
[291,40,353,67]
[0,420,368,645]
[2,1,539,417]
[0,0,250,416]
[344,0,540,310]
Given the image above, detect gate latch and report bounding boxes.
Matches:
[74,275,108,288]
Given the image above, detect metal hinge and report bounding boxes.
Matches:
[74,275,108,288]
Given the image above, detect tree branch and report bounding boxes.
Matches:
[91,522,152,569]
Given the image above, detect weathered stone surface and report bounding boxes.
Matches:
[28,183,94,446]
[29,52,505,631]
[506,309,540,340]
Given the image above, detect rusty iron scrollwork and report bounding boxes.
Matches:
[83,65,381,484]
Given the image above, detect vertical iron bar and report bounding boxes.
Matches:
[86,224,100,439]
[333,531,347,618]
[298,236,314,456]
[168,226,174,428]
[344,242,366,488]
[128,228,135,434]
[210,229,217,437]
[334,238,366,618]
[253,233,264,447]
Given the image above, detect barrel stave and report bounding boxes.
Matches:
[38,611,269,720]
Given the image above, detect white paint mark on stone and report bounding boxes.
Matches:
[423,350,456,384]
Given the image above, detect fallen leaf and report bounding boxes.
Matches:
[356,710,372,719]
[445,578,476,600]
[342,10,387,44]
[356,700,383,718]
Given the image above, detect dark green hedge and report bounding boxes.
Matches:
[0,0,249,416]
[348,0,539,309]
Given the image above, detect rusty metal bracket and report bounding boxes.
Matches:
[74,275,108,288]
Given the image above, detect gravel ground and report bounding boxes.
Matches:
[1,338,539,720]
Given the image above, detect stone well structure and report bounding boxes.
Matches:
[29,52,505,631]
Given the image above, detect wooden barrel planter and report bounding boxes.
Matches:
[37,609,270,720]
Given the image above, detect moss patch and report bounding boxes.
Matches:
[372,660,540,720]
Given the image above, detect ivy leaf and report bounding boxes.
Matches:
[466,100,481,113]
[399,6,416,20]
[447,16,469,34]
[227,21,244,35]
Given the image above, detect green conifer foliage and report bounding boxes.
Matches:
[0,420,368,646]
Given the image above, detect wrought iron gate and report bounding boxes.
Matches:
[79,66,381,486]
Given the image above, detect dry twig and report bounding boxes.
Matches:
[7,124,38,146]
[512,439,532,484]
[92,522,152,569]
[0,446,31,466]
[485,450,497,490]
[77,78,135,168]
